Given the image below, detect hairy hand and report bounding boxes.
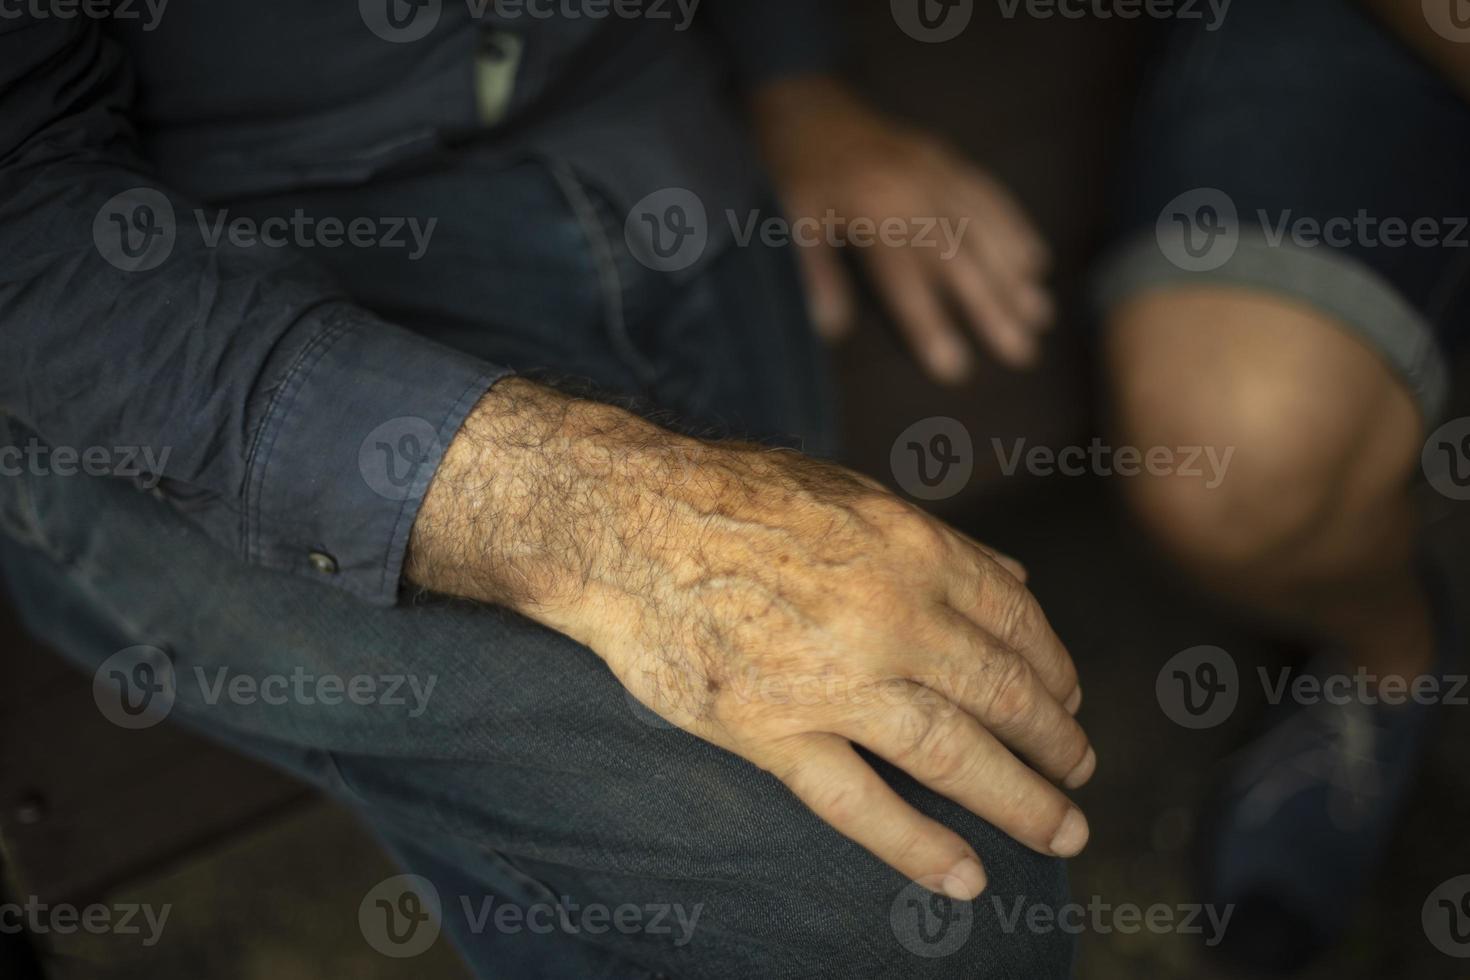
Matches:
[409,379,1093,899]
[753,76,1053,381]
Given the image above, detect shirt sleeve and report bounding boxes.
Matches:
[0,14,507,607]
[701,0,847,86]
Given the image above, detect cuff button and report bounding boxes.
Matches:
[308,551,339,575]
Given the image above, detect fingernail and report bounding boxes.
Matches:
[1049,808,1090,858]
[1020,287,1049,321]
[942,857,987,900]
[1064,746,1095,789]
[929,339,970,382]
[1001,334,1038,369]
[1064,686,1082,715]
[811,298,849,339]
[1029,290,1056,328]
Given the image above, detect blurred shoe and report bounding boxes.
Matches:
[1197,562,1461,973]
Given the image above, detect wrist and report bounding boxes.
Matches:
[404,378,710,640]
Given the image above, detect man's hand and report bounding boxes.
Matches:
[408,379,1093,899]
[753,76,1053,382]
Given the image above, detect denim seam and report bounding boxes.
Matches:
[242,308,352,568]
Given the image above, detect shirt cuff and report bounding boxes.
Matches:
[244,304,509,606]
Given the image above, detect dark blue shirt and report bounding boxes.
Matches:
[0,1,839,605]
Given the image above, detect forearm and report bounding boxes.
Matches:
[403,377,876,648]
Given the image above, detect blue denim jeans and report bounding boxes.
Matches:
[0,155,1072,978]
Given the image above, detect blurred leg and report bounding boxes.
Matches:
[1105,286,1432,680]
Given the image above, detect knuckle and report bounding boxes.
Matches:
[989,579,1041,646]
[898,707,968,782]
[890,511,948,557]
[806,772,864,827]
[888,824,933,869]
[892,704,941,765]
[983,654,1035,730]
[853,491,913,528]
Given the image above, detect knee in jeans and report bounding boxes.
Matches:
[808,816,1075,979]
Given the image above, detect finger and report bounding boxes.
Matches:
[963,224,1054,332]
[967,540,1027,583]
[767,733,990,899]
[940,552,1081,717]
[941,526,1027,583]
[840,683,1090,858]
[938,173,1051,328]
[911,608,1092,786]
[797,240,856,341]
[864,246,971,383]
[934,249,1039,369]
[956,167,1050,274]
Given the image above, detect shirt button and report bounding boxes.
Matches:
[308,551,338,575]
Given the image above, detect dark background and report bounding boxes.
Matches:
[4,6,1468,978]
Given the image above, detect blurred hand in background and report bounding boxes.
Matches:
[753,76,1054,382]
